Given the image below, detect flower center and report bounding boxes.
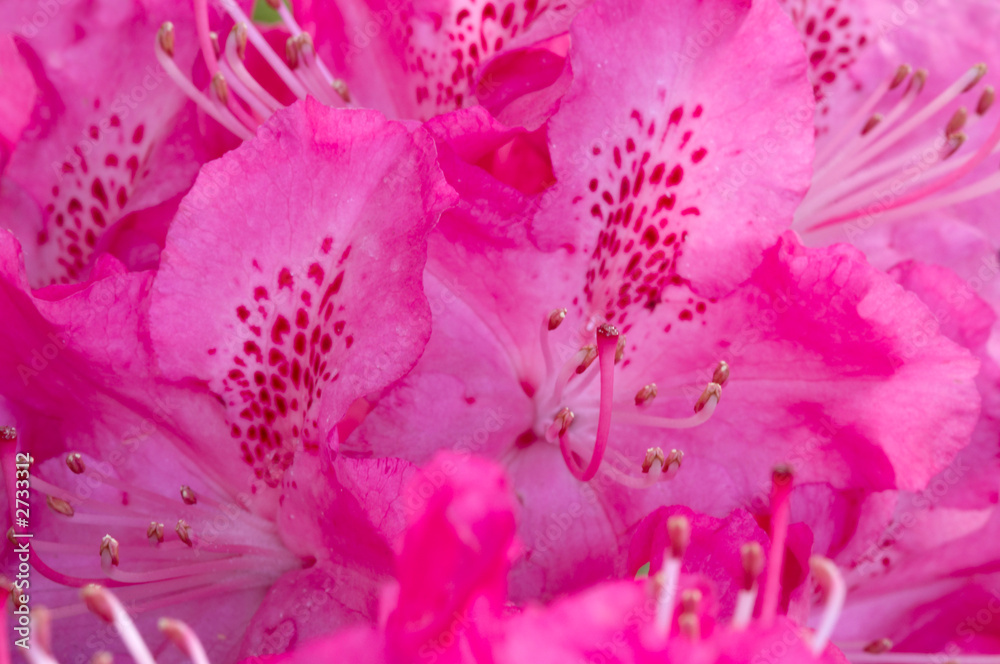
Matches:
[155,0,349,140]
[16,444,300,625]
[527,308,725,486]
[793,63,1000,240]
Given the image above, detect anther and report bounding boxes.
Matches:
[157,22,175,58]
[46,495,74,517]
[911,68,928,93]
[160,617,212,664]
[554,407,574,436]
[176,519,194,547]
[740,541,764,590]
[667,515,691,558]
[285,36,300,69]
[210,72,230,106]
[680,588,702,614]
[944,132,967,159]
[147,521,165,546]
[11,584,27,609]
[978,86,995,115]
[233,23,249,60]
[615,334,626,363]
[861,113,883,136]
[547,308,567,330]
[678,612,700,639]
[635,383,658,407]
[946,107,968,137]
[693,382,721,413]
[863,638,893,654]
[6,527,15,546]
[66,452,85,474]
[963,63,988,92]
[663,448,684,474]
[92,653,114,664]
[575,344,597,373]
[890,64,911,90]
[712,361,730,386]
[180,485,198,505]
[82,584,115,623]
[100,535,120,567]
[209,31,221,59]
[641,447,666,473]
[332,79,351,103]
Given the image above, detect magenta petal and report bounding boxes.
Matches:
[150,100,452,503]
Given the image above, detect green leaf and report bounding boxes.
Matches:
[635,562,651,579]
[251,0,289,24]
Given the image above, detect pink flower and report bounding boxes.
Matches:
[1,0,211,286]
[0,100,451,661]
[345,0,980,602]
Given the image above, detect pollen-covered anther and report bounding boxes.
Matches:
[332,79,351,103]
[667,515,691,558]
[963,63,988,92]
[547,308,568,331]
[863,638,894,654]
[147,521,165,546]
[890,64,912,89]
[663,448,684,473]
[614,335,626,364]
[210,72,230,105]
[693,382,722,413]
[100,535,120,567]
[233,22,249,60]
[46,495,74,517]
[944,132,967,159]
[176,519,194,547]
[946,107,968,137]
[641,447,666,473]
[861,113,883,136]
[977,86,995,115]
[66,452,86,474]
[712,360,730,386]
[554,407,575,436]
[180,485,198,505]
[635,383,658,407]
[157,22,175,58]
[575,344,598,374]
[740,541,764,589]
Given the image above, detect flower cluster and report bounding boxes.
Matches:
[2,0,1000,662]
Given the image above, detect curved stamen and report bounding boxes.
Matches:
[225,24,283,113]
[558,324,619,481]
[809,556,846,656]
[82,585,156,664]
[216,0,308,99]
[732,541,764,630]
[761,464,794,627]
[615,382,720,429]
[653,515,690,637]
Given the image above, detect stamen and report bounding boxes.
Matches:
[615,334,626,364]
[575,344,598,374]
[540,309,566,378]
[641,447,666,473]
[635,383,658,407]
[558,324,619,481]
[180,486,198,505]
[216,0,308,99]
[760,464,794,627]
[46,495,74,517]
[176,519,194,547]
[946,107,968,137]
[100,535,120,568]
[732,541,764,630]
[712,361,730,386]
[864,639,894,653]
[157,22,175,58]
[548,308,568,331]
[679,589,702,639]
[546,407,574,442]
[653,515,689,637]
[160,618,212,664]
[82,585,156,664]
[147,521,165,546]
[809,556,845,656]
[66,452,85,474]
[978,86,995,115]
[861,113,883,135]
[616,382,720,429]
